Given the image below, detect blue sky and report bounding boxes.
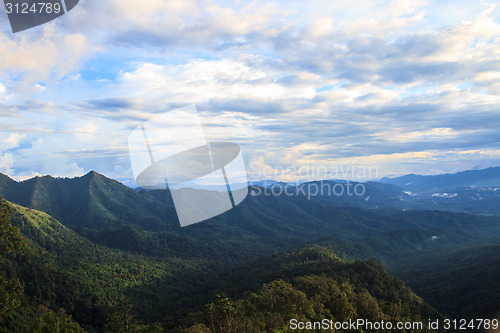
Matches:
[0,0,499,185]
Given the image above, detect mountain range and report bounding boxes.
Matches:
[380,167,500,193]
[0,167,499,331]
[253,167,500,215]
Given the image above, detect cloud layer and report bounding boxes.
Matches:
[0,0,499,184]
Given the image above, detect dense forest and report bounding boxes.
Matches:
[171,247,443,332]
[0,171,498,332]
[0,200,443,332]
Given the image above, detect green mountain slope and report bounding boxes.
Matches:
[171,245,443,332]
[395,244,500,320]
[1,200,448,333]
[0,172,499,331]
[0,202,206,332]
[1,172,499,265]
[0,172,178,232]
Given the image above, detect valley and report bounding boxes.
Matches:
[0,168,498,332]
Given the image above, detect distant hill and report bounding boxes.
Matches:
[0,171,499,260]
[0,171,179,231]
[257,180,411,209]
[0,169,499,331]
[3,167,500,226]
[380,167,500,194]
[248,179,285,188]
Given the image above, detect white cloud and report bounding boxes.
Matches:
[0,0,499,182]
[119,58,317,104]
[0,153,14,174]
[2,133,25,150]
[0,27,94,92]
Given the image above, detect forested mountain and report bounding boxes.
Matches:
[395,244,500,320]
[0,200,445,332]
[0,201,202,331]
[1,169,500,232]
[171,246,443,332]
[0,170,499,332]
[0,171,499,258]
[380,167,500,194]
[0,200,444,332]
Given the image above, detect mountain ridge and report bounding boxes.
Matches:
[2,165,500,190]
[1,168,499,331]
[380,166,500,193]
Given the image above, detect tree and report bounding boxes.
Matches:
[0,275,24,319]
[23,306,85,333]
[105,304,133,333]
[0,199,25,256]
[0,198,25,320]
[206,293,236,333]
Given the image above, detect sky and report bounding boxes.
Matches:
[0,0,499,186]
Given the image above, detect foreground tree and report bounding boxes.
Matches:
[23,306,85,333]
